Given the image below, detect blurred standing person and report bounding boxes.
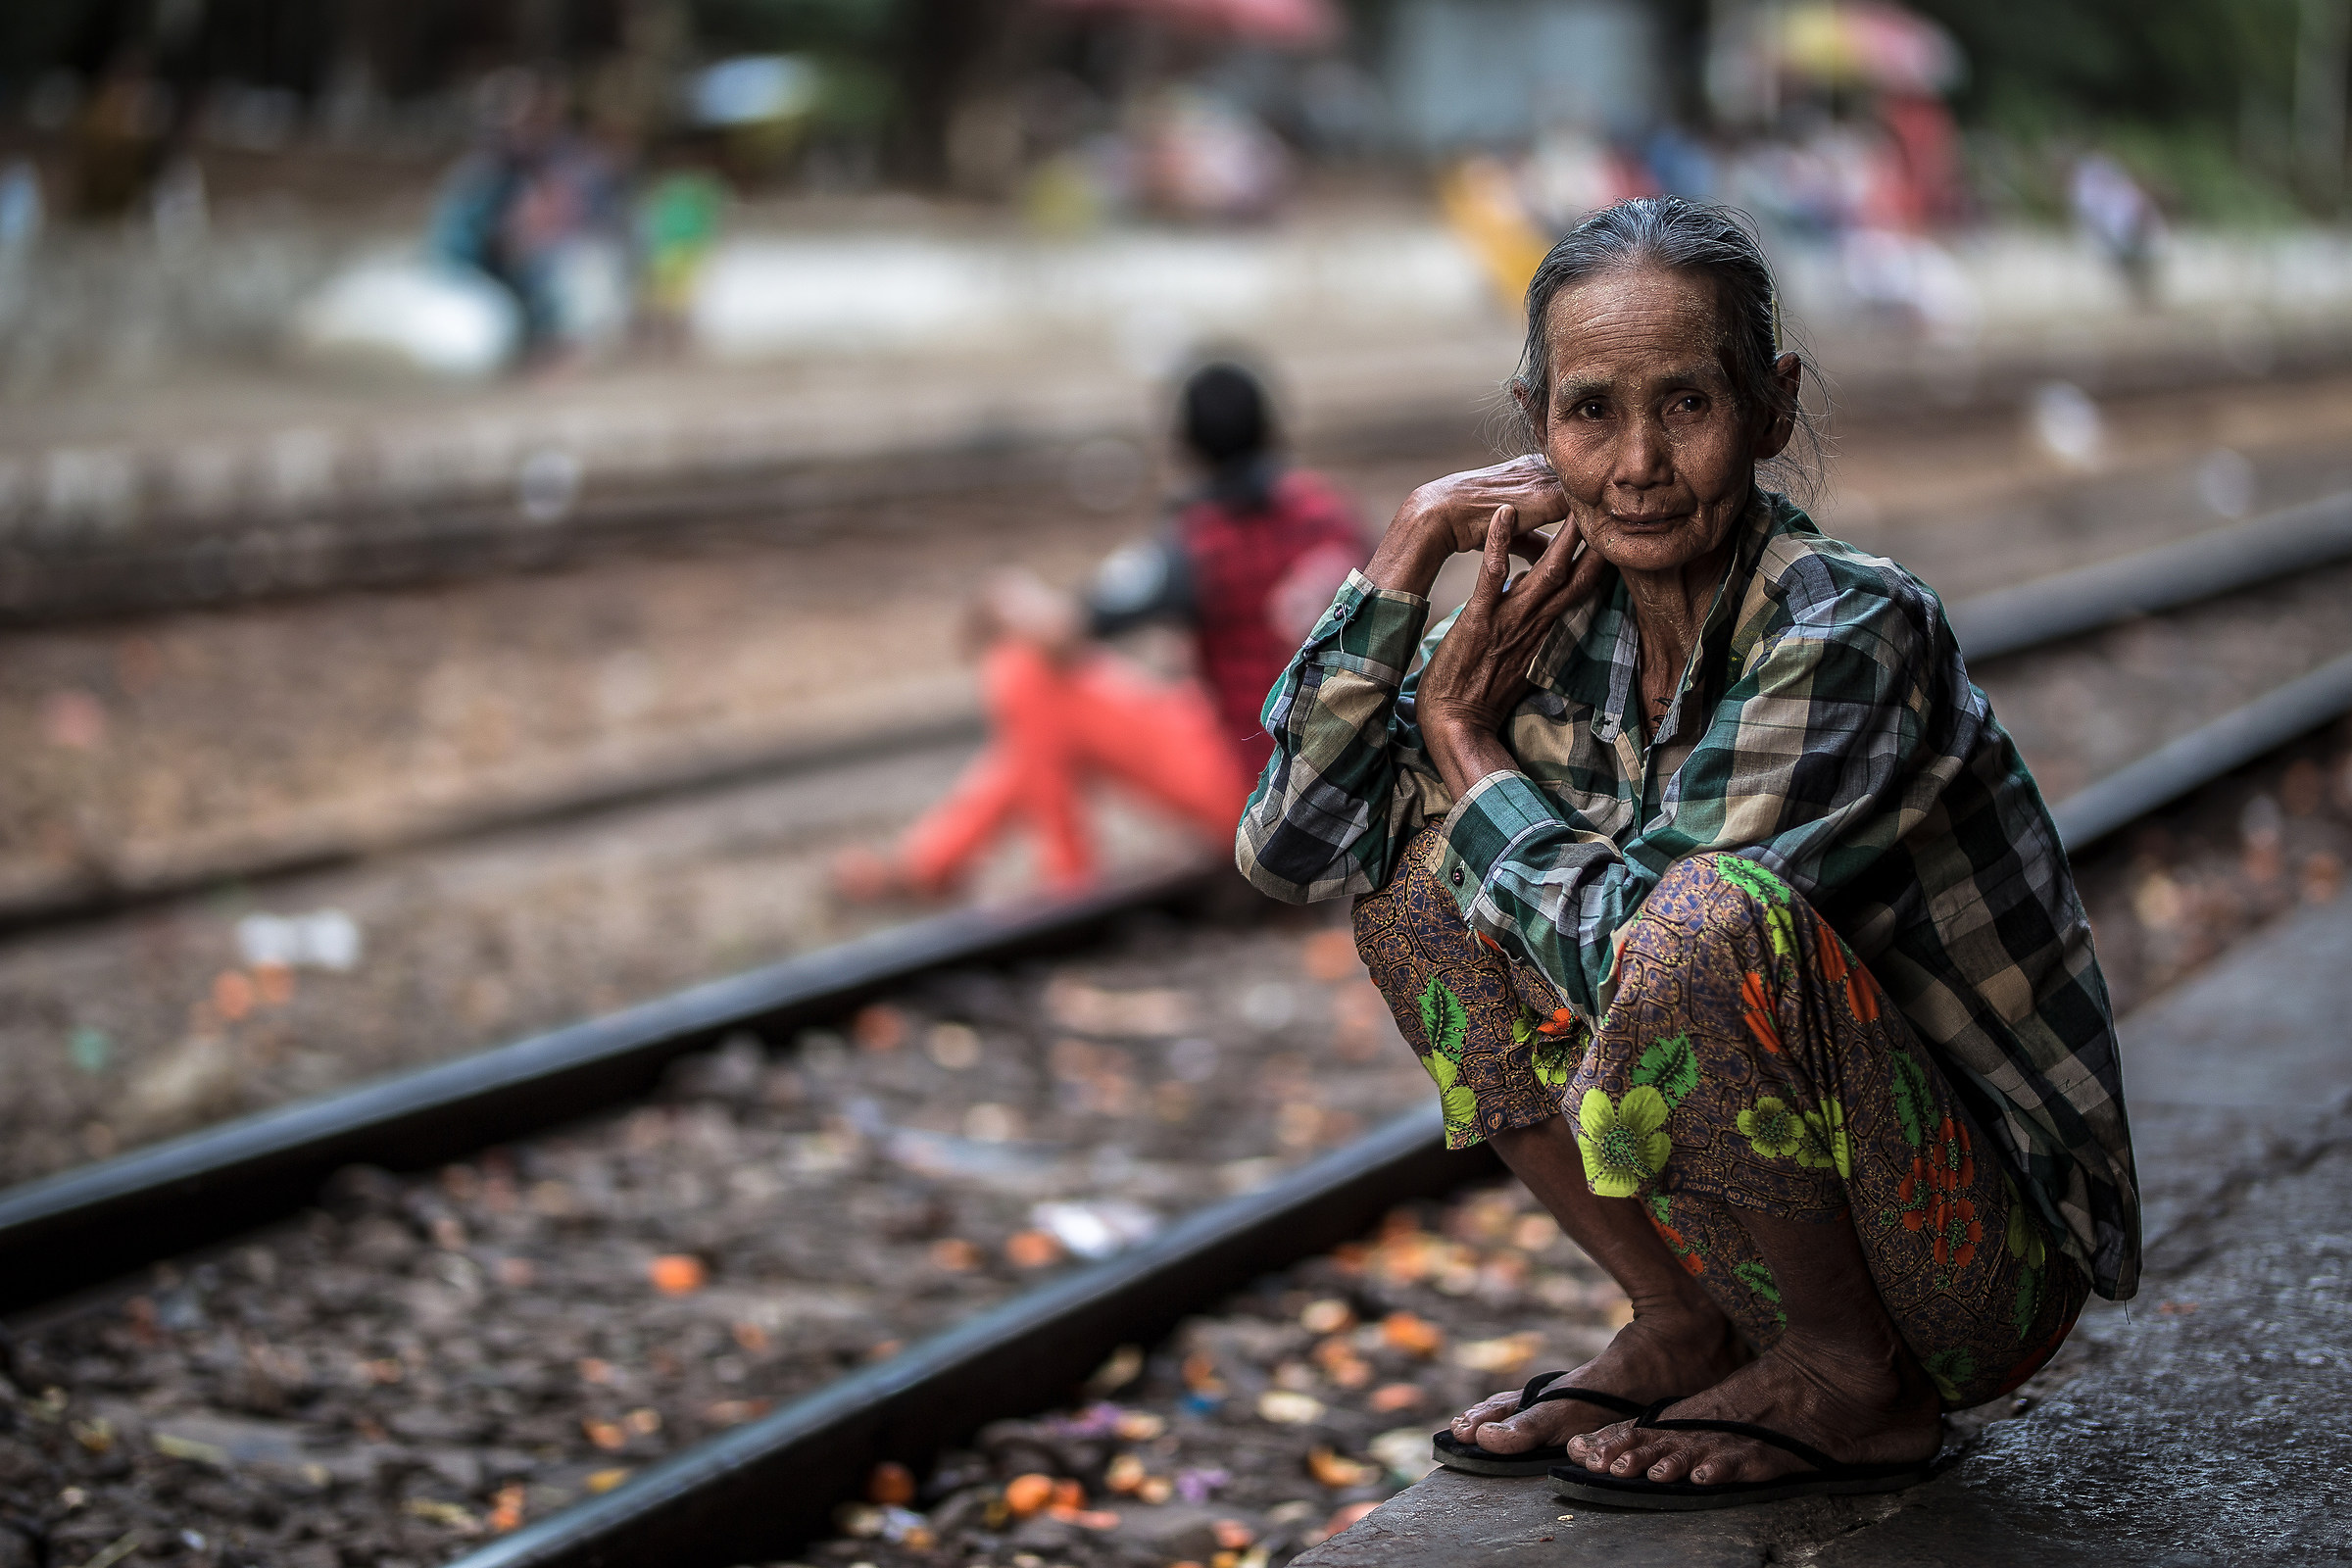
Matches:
[837,363,1367,899]
[2071,152,2161,308]
[429,72,634,365]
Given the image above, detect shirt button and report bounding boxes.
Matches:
[1449,865,1464,887]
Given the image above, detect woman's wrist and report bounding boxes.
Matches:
[1363,501,1454,597]
[1423,712,1518,803]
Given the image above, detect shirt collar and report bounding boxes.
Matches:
[1534,489,1789,744]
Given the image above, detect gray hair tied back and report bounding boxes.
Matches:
[1506,195,1825,502]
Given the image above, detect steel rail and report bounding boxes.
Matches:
[2051,650,2352,850]
[0,862,1212,1317]
[1946,489,2352,661]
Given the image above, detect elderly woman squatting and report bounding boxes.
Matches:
[1236,198,2136,1507]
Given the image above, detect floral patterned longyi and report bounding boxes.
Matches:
[1352,831,2087,1409]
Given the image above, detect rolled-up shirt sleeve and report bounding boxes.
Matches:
[1234,569,1451,902]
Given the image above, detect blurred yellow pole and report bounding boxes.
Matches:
[1437,159,1552,319]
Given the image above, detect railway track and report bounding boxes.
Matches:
[4,506,2352,1568]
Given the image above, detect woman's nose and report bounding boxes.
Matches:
[1610,415,1674,485]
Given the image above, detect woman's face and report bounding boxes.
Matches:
[1527,265,1791,581]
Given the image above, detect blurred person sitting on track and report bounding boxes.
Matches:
[1238,197,2134,1509]
[836,362,1366,900]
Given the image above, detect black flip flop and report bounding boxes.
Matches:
[1548,1398,1936,1510]
[1430,1371,1646,1477]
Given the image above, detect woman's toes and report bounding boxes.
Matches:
[1451,1393,1518,1440]
[1645,1444,1697,1483]
[1607,1440,1661,1477]
[1470,1413,1539,1452]
[1685,1451,1733,1486]
[1565,1420,1629,1469]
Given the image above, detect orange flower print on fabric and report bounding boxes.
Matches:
[1934,1195,1983,1270]
[1844,965,1882,1023]
[1895,1155,1937,1232]
[1928,1117,1975,1193]
[1740,970,1783,1054]
[1649,1214,1705,1276]
[1536,1006,1580,1037]
[1644,1196,1706,1278]
[1813,915,1882,1022]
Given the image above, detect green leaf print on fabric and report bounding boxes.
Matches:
[2004,1179,2048,1342]
[1737,1095,1804,1159]
[1732,1258,1781,1302]
[1888,1052,1933,1151]
[1417,1048,1479,1141]
[1417,977,1468,1063]
[1922,1348,1975,1404]
[2011,1268,2041,1342]
[1717,857,1798,963]
[1795,1098,1851,1178]
[1532,1029,1577,1090]
[1731,1259,1787,1324]
[1575,1087,1671,1198]
[1631,1033,1699,1109]
[1715,856,1790,906]
[2003,1185,2047,1268]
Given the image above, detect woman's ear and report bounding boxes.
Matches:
[1510,377,1545,444]
[1753,352,1802,461]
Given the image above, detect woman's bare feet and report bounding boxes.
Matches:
[1450,1303,1749,1455]
[1564,1326,1940,1485]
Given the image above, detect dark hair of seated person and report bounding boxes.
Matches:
[1180,362,1278,510]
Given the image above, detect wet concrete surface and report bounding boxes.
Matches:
[1296,894,2352,1567]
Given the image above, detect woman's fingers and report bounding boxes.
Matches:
[1470,504,1516,609]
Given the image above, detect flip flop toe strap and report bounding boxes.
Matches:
[1634,1399,1869,1478]
[1519,1371,1645,1420]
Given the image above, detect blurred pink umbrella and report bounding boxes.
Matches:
[1035,0,1342,49]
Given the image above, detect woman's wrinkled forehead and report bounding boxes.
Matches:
[1540,264,1738,386]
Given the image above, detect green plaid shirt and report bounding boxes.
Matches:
[1237,493,2138,1299]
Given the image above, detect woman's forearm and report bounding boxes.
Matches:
[1423,717,1520,803]
[1362,502,1454,599]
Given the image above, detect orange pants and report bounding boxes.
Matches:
[901,642,1252,893]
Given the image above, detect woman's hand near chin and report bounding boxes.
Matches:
[1417,504,1610,800]
[1365,455,1576,599]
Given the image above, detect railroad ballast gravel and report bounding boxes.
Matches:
[0,911,1432,1568]
[778,1177,1629,1568]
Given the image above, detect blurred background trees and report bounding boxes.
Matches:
[0,0,2343,220]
